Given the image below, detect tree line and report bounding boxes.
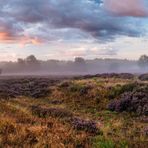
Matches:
[0,54,148,75]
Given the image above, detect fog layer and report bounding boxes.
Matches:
[0,55,148,75]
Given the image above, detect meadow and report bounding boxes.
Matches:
[0,74,147,148]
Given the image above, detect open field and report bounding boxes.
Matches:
[0,73,148,148]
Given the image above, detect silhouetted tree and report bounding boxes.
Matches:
[26,55,39,65]
[75,57,85,64]
[138,55,148,70]
[17,58,25,65]
[74,57,87,72]
[25,55,40,71]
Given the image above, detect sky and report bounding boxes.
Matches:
[0,0,148,61]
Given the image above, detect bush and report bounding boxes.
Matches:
[108,84,148,115]
[139,74,148,81]
[59,81,72,88]
[108,83,137,99]
[31,106,73,118]
[72,117,101,135]
[95,73,134,79]
[0,78,56,99]
[68,84,91,95]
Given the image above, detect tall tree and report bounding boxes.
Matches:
[25,55,40,71]
[138,55,148,69]
[25,55,39,65]
[74,57,87,72]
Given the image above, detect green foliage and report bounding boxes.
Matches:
[92,136,129,148]
[108,83,137,99]
[92,136,115,148]
[69,83,82,92]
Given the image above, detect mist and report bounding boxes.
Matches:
[0,55,148,76]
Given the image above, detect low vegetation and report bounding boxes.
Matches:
[0,74,147,147]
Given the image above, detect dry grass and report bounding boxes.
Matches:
[0,76,148,147]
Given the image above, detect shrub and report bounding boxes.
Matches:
[0,78,56,99]
[108,83,137,99]
[72,117,101,135]
[31,106,73,118]
[68,84,91,95]
[139,74,148,81]
[108,84,148,115]
[59,81,72,88]
[95,73,134,79]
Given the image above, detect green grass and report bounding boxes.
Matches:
[92,136,115,148]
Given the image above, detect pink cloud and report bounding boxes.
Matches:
[19,36,43,48]
[104,0,148,17]
[0,31,43,47]
[0,32,17,43]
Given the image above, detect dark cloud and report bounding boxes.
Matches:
[104,0,148,17]
[0,0,147,43]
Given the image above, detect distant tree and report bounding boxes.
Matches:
[138,55,148,69]
[17,58,25,65]
[25,55,40,71]
[74,57,85,64]
[25,55,39,65]
[74,57,87,72]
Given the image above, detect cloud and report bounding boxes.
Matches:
[104,0,148,17]
[0,18,22,42]
[0,0,147,44]
[99,48,118,56]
